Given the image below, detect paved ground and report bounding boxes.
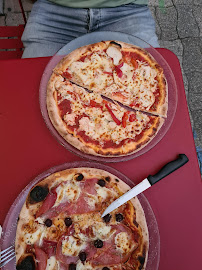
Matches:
[0,0,202,172]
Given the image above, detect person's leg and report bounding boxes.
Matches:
[96,3,159,47]
[22,0,88,58]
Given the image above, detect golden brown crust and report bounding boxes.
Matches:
[15,168,149,269]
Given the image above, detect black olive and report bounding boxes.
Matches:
[64,217,72,227]
[102,267,110,270]
[44,219,52,227]
[110,41,122,48]
[115,213,124,222]
[79,251,87,262]
[94,239,103,248]
[115,179,119,182]
[75,173,84,181]
[105,177,110,182]
[138,255,145,265]
[97,179,106,187]
[16,256,35,270]
[69,263,76,270]
[102,214,111,223]
[30,186,48,203]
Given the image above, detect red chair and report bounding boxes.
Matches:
[0,0,27,60]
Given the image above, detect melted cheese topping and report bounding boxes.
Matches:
[85,183,118,208]
[45,256,58,270]
[92,222,113,240]
[62,235,87,256]
[115,232,131,254]
[54,180,81,207]
[68,52,114,91]
[76,261,93,270]
[24,226,43,245]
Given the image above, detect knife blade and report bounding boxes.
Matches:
[101,154,189,217]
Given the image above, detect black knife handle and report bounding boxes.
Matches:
[147,154,189,186]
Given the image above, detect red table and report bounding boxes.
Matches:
[0,49,202,269]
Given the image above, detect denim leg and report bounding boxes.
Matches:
[22,0,88,58]
[98,4,159,47]
[22,1,159,58]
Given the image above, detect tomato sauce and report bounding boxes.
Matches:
[122,51,148,64]
[58,99,72,117]
[77,131,99,145]
[149,87,161,111]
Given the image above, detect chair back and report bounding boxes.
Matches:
[0,0,26,60]
[0,25,25,59]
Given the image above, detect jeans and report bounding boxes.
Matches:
[22,0,159,58]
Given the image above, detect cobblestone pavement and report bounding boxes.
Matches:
[0,0,202,171]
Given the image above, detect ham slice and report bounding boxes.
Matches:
[36,192,57,218]
[65,178,100,215]
[39,178,99,219]
[41,239,57,258]
[91,224,136,266]
[35,246,48,270]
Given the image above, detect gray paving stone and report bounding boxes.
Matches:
[6,12,25,26]
[173,0,193,4]
[149,7,161,39]
[156,6,178,40]
[189,93,202,110]
[181,69,189,98]
[194,0,202,5]
[193,5,202,37]
[159,39,183,56]
[0,0,3,14]
[0,15,5,25]
[191,110,202,145]
[181,38,202,73]
[188,108,194,129]
[148,0,173,7]
[186,72,202,94]
[4,0,33,13]
[176,5,199,38]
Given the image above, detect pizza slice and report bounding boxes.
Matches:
[15,168,149,270]
[47,74,164,156]
[54,41,115,92]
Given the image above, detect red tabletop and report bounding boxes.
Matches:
[0,49,202,269]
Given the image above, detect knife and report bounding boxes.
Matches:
[101,154,189,217]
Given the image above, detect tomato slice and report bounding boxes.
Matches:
[122,112,129,128]
[104,102,121,125]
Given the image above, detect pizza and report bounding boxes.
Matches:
[15,167,149,270]
[47,40,168,156]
